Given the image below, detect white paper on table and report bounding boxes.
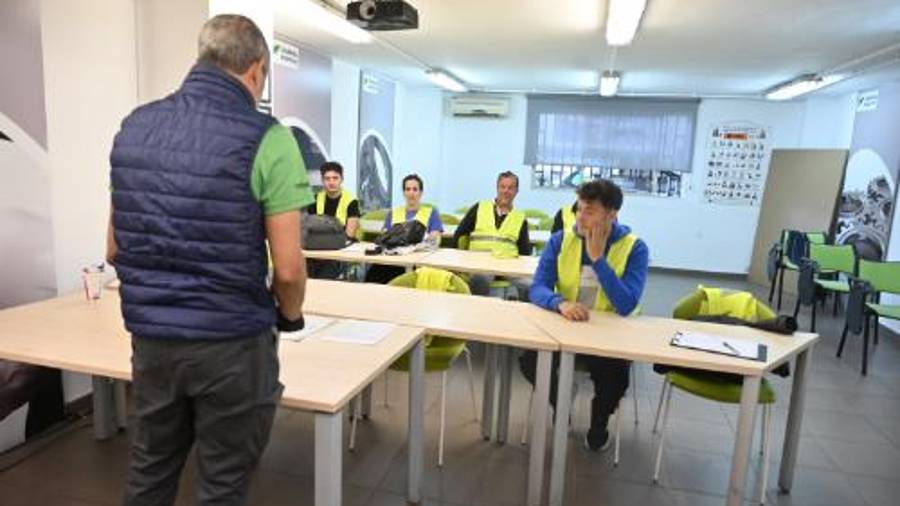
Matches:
[342,242,368,253]
[670,331,765,361]
[280,315,337,342]
[312,319,397,345]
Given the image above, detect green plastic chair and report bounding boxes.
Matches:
[652,288,776,503]
[522,208,550,221]
[358,208,388,242]
[535,216,554,231]
[381,269,478,467]
[454,205,472,215]
[837,259,900,375]
[769,229,827,310]
[440,213,460,226]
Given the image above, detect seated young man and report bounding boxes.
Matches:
[305,161,360,279]
[519,179,649,451]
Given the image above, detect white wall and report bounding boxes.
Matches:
[391,90,859,273]
[41,0,140,401]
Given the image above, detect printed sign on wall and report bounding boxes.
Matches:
[357,71,396,212]
[702,122,770,206]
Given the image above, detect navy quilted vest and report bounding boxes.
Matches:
[110,64,277,340]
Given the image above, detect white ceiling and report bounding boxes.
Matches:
[275,0,900,98]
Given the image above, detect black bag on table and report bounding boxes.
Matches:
[376,220,426,249]
[302,215,348,250]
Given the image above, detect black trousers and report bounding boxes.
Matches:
[123,330,282,506]
[519,350,630,439]
[307,258,345,280]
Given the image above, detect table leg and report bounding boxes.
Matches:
[114,380,128,430]
[548,351,574,506]
[362,383,373,419]
[779,348,812,493]
[727,375,761,506]
[91,376,114,440]
[527,349,552,506]
[496,346,513,444]
[408,339,424,503]
[481,344,497,441]
[314,411,342,506]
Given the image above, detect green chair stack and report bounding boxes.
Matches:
[653,287,777,505]
[351,268,478,467]
[793,243,857,331]
[837,259,900,375]
[768,229,827,310]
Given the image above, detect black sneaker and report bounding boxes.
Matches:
[584,429,611,452]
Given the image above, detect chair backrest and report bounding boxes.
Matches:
[361,208,388,221]
[858,259,900,295]
[441,213,461,225]
[672,285,775,323]
[806,232,827,245]
[809,243,856,274]
[522,208,550,221]
[388,268,471,295]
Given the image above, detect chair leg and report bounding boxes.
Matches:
[349,395,361,451]
[652,377,669,434]
[614,397,623,467]
[811,301,817,333]
[874,315,880,345]
[438,371,447,467]
[833,292,840,316]
[792,297,801,319]
[653,385,674,484]
[837,323,849,358]
[520,388,534,445]
[777,266,785,311]
[758,405,773,505]
[631,366,639,426]
[463,347,479,421]
[862,314,870,376]
[768,266,778,303]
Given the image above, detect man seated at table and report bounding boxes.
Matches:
[551,200,578,234]
[519,179,649,451]
[365,174,444,283]
[305,161,360,279]
[452,171,531,295]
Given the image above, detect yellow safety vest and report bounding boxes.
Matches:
[469,201,526,258]
[561,204,576,232]
[391,205,432,228]
[557,229,638,313]
[696,286,775,322]
[315,190,355,225]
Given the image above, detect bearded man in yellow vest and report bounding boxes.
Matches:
[453,171,531,295]
[519,179,649,452]
[305,161,361,279]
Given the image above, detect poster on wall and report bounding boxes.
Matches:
[272,39,332,188]
[357,71,396,212]
[702,122,770,206]
[0,0,63,451]
[837,84,900,260]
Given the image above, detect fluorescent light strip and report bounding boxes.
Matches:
[296,0,373,44]
[427,69,468,92]
[599,71,620,97]
[765,74,843,100]
[606,0,648,46]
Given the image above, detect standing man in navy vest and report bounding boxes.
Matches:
[107,15,313,505]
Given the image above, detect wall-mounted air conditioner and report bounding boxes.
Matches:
[449,95,510,118]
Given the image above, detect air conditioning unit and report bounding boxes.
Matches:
[449,96,510,118]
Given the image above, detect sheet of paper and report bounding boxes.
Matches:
[312,319,397,345]
[280,315,336,342]
[342,242,368,253]
[671,331,762,360]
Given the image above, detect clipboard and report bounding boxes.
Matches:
[670,331,768,362]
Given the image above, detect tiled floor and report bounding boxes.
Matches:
[2,271,900,505]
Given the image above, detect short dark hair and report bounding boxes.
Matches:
[402,174,424,192]
[319,161,344,177]
[497,171,519,188]
[577,179,623,211]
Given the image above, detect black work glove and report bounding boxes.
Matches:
[277,312,305,332]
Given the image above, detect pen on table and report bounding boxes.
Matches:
[722,340,739,355]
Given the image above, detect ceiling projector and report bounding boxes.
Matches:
[347,0,419,31]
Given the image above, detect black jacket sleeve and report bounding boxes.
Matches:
[518,221,532,256]
[551,210,564,234]
[452,204,479,248]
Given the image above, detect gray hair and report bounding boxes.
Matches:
[197,14,269,75]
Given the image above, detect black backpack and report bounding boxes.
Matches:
[302,215,348,250]
[376,221,426,249]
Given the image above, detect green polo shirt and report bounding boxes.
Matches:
[251,124,314,214]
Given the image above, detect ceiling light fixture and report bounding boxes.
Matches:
[606,0,648,46]
[764,74,844,100]
[296,0,373,44]
[599,71,621,97]
[426,69,468,92]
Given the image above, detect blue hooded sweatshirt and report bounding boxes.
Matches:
[529,221,649,316]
